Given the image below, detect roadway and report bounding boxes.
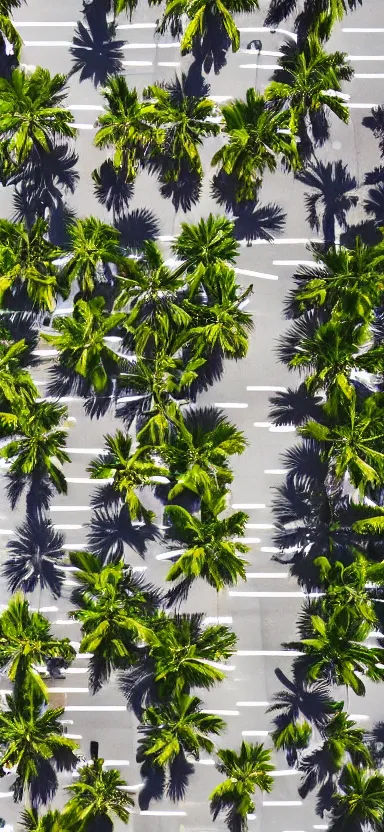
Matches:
[0,0,382,830]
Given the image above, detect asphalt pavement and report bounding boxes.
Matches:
[0,0,383,830]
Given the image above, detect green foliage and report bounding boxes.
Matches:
[61,217,122,297]
[210,741,274,829]
[328,764,384,832]
[139,691,225,767]
[0,67,76,167]
[212,89,301,200]
[158,0,260,54]
[63,758,134,831]
[43,297,125,393]
[0,218,64,311]
[0,594,75,701]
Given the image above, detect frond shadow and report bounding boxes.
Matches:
[87,502,160,561]
[115,208,160,252]
[92,160,134,219]
[70,3,124,86]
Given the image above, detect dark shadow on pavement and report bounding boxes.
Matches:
[70,0,124,86]
[295,160,358,244]
[115,208,160,251]
[92,160,134,219]
[87,502,160,561]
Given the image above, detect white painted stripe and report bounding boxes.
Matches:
[238,27,296,39]
[50,506,90,512]
[73,124,96,130]
[349,714,370,720]
[234,537,263,543]
[236,701,270,706]
[54,620,77,625]
[140,812,187,817]
[53,524,83,530]
[247,238,322,246]
[229,591,307,598]
[65,478,113,484]
[231,504,266,509]
[242,730,270,736]
[313,827,328,830]
[65,706,126,712]
[260,547,279,554]
[158,61,180,67]
[122,60,153,66]
[246,572,289,578]
[273,260,314,266]
[349,55,384,59]
[347,103,379,108]
[264,802,302,807]
[273,771,301,777]
[264,469,286,474]
[213,402,248,408]
[243,523,274,529]
[103,760,130,766]
[201,709,239,715]
[270,424,296,433]
[247,385,287,392]
[236,267,278,280]
[0,530,14,536]
[236,650,302,656]
[156,548,185,561]
[355,73,384,78]
[196,759,215,765]
[240,63,280,69]
[33,349,57,356]
[116,22,156,29]
[69,104,103,111]
[254,422,272,428]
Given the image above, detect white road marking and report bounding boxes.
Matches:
[116,22,156,28]
[234,537,263,543]
[103,760,130,766]
[247,385,287,392]
[69,104,103,111]
[53,524,83,530]
[65,478,113,484]
[50,506,90,512]
[240,63,279,69]
[231,503,265,509]
[264,469,286,474]
[254,422,272,428]
[201,709,239,715]
[347,102,379,108]
[196,759,215,765]
[260,547,279,553]
[140,812,187,817]
[0,530,14,535]
[246,572,289,578]
[230,591,308,598]
[238,26,296,40]
[65,706,126,712]
[73,124,96,130]
[158,61,180,67]
[122,60,153,66]
[273,260,314,266]
[348,54,384,59]
[236,650,302,656]
[264,801,302,807]
[236,267,278,280]
[244,523,274,529]
[242,730,270,736]
[355,73,384,78]
[213,402,248,408]
[270,424,296,433]
[349,714,370,720]
[313,827,328,831]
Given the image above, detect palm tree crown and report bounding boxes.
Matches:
[210,741,274,830]
[0,67,76,167]
[63,758,134,831]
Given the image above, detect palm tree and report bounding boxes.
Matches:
[69,551,160,693]
[144,75,219,181]
[265,39,354,135]
[0,691,78,804]
[1,401,70,504]
[61,217,122,297]
[138,691,225,769]
[172,214,239,288]
[288,236,384,323]
[210,742,274,831]
[88,431,168,523]
[160,407,247,501]
[286,609,384,695]
[328,765,384,832]
[164,492,249,594]
[299,390,384,492]
[278,315,372,400]
[157,0,260,54]
[0,13,22,60]
[19,807,63,832]
[295,160,358,243]
[298,710,373,801]
[43,297,125,394]
[189,265,254,359]
[4,514,65,598]
[94,76,159,181]
[115,240,190,350]
[313,556,384,626]
[265,0,362,40]
[0,67,76,167]
[0,218,65,311]
[0,594,75,700]
[0,336,37,430]
[63,758,134,832]
[119,613,237,711]
[212,89,301,200]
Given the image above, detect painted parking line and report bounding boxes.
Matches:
[236,267,278,280]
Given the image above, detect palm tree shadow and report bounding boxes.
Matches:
[211,172,286,242]
[138,753,194,808]
[340,220,382,247]
[4,513,65,597]
[367,721,384,767]
[363,105,384,157]
[115,209,160,251]
[191,16,230,75]
[295,160,358,244]
[6,471,54,517]
[87,502,160,561]
[69,3,124,86]
[269,384,323,427]
[92,160,134,219]
[0,311,40,367]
